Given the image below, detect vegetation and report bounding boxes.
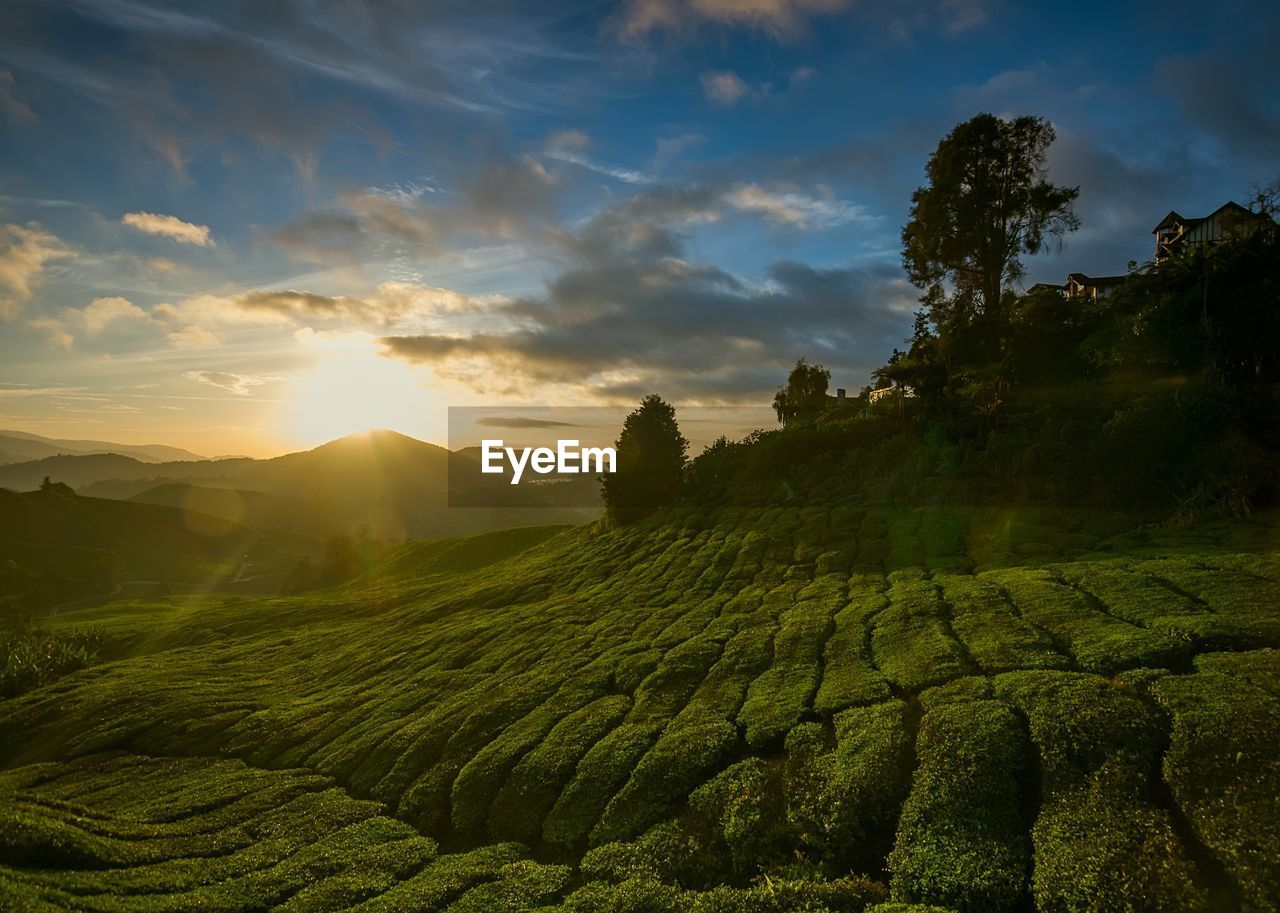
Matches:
[602,394,689,524]
[0,508,1277,911]
[0,115,1276,912]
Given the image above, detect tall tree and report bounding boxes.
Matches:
[773,358,831,426]
[902,114,1080,325]
[602,394,689,523]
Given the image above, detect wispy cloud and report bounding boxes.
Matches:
[0,69,35,122]
[183,371,272,395]
[619,0,856,40]
[0,222,73,319]
[122,212,214,246]
[726,184,876,229]
[700,70,767,106]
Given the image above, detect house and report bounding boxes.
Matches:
[1027,273,1126,302]
[1152,201,1272,265]
[1066,272,1126,302]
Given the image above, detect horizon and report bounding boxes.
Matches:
[2,0,1278,456]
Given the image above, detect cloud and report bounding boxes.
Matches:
[380,190,914,401]
[122,212,214,246]
[655,133,705,158]
[184,371,269,395]
[270,151,562,263]
[1155,51,1280,167]
[78,296,149,334]
[0,70,35,122]
[152,282,495,336]
[700,70,765,106]
[382,258,914,401]
[475,416,581,429]
[546,129,591,154]
[726,184,876,229]
[620,0,855,40]
[167,325,222,349]
[790,66,818,87]
[0,222,73,318]
[28,316,74,350]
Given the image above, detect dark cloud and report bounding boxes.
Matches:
[1156,50,1280,168]
[378,254,911,399]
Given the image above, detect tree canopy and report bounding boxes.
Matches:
[602,394,689,523]
[773,358,831,426]
[902,113,1079,325]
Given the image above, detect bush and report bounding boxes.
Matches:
[887,700,1031,912]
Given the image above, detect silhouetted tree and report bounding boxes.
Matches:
[773,358,831,426]
[602,395,688,524]
[39,477,75,496]
[902,114,1080,327]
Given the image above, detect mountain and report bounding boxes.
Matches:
[0,430,602,539]
[0,430,206,464]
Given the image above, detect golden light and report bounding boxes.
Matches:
[283,330,438,446]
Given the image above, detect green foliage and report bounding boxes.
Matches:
[786,701,914,874]
[995,671,1208,912]
[1152,659,1280,911]
[603,394,689,524]
[1,625,106,698]
[887,700,1031,912]
[1,506,1277,911]
[902,113,1079,319]
[774,358,833,427]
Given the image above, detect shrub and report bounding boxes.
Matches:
[887,700,1031,912]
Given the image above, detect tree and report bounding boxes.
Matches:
[39,476,75,496]
[902,114,1080,326]
[773,358,831,426]
[602,394,688,523]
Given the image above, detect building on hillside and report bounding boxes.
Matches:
[1066,272,1126,302]
[1027,272,1126,302]
[1152,201,1273,265]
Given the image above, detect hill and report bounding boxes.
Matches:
[2,506,1276,911]
[0,430,206,464]
[0,430,602,539]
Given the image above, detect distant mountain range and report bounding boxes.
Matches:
[0,430,207,465]
[0,429,602,540]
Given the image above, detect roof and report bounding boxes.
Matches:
[1152,201,1262,234]
[1067,273,1127,286]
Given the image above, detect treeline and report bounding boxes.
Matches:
[600,115,1279,524]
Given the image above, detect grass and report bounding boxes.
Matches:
[0,508,1277,911]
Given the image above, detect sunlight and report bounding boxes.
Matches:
[283,330,438,446]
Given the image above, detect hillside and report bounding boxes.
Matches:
[0,488,255,553]
[0,430,602,540]
[2,506,1277,911]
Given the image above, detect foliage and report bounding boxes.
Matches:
[774,358,833,427]
[1,624,106,698]
[603,394,689,524]
[0,507,1277,911]
[902,113,1079,319]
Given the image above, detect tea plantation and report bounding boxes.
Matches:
[2,506,1278,912]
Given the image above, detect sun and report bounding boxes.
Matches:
[283,330,439,446]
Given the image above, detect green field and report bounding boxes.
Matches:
[2,507,1278,912]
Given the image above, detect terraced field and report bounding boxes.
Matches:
[2,506,1278,912]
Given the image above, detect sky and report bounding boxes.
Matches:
[1,0,1277,456]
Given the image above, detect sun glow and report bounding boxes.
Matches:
[283,330,439,446]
